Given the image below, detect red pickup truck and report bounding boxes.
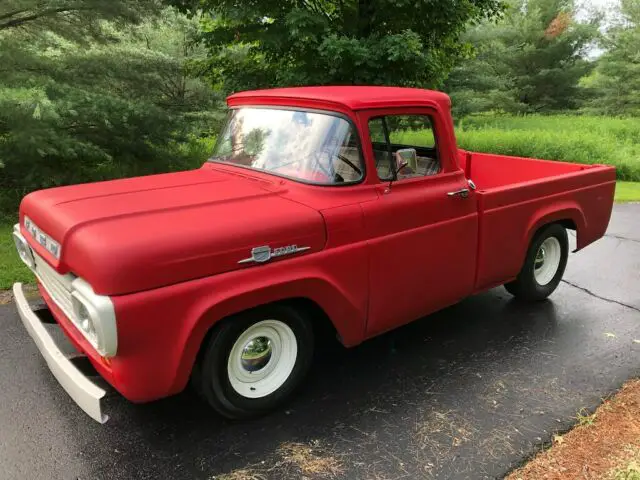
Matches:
[12,87,615,423]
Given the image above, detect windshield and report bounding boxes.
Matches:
[210,107,364,185]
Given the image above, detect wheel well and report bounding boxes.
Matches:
[532,218,577,243]
[191,297,337,375]
[558,219,577,232]
[281,297,338,341]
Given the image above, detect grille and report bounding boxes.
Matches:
[33,252,77,322]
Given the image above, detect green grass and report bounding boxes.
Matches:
[2,114,639,290]
[0,224,32,290]
[613,461,640,480]
[455,114,640,182]
[2,183,636,291]
[615,182,640,203]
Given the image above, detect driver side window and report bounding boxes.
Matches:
[369,115,440,181]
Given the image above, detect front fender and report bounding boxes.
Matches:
[173,270,367,393]
[111,244,369,401]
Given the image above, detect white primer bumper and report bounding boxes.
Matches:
[13,282,108,423]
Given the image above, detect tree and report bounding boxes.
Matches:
[586,0,640,115]
[445,0,599,116]
[171,0,505,94]
[0,1,160,35]
[0,3,220,219]
[444,24,525,117]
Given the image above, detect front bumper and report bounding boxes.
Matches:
[13,282,108,423]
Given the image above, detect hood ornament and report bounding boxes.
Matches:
[238,245,310,264]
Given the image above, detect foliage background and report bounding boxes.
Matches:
[1,0,639,223]
[171,0,503,93]
[0,2,223,221]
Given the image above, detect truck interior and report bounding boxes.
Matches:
[371,142,440,180]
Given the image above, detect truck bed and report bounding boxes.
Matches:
[458,151,617,290]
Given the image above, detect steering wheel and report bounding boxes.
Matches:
[311,150,362,181]
[335,153,362,176]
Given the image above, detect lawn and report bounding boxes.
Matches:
[456,114,640,182]
[1,180,637,290]
[616,182,640,203]
[1,113,639,291]
[0,224,32,290]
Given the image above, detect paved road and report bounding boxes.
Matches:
[0,205,638,480]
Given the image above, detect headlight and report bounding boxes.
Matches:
[75,300,98,345]
[71,279,118,357]
[13,225,35,269]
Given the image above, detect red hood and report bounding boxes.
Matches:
[20,165,326,295]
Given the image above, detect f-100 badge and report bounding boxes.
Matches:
[238,245,310,264]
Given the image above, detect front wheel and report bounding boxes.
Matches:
[196,305,314,419]
[504,223,569,302]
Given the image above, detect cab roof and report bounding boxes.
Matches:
[227,86,451,112]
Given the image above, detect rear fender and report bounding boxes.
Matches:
[522,202,586,261]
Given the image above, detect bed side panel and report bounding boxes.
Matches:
[475,166,615,290]
[467,152,590,190]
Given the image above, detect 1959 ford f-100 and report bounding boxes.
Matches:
[12,86,616,423]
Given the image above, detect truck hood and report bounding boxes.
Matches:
[20,166,326,295]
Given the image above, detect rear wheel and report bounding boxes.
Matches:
[504,223,569,301]
[196,305,314,419]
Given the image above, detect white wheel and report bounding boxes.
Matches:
[505,224,568,302]
[197,305,313,419]
[227,319,298,399]
[533,237,562,286]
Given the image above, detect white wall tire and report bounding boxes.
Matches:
[197,305,314,419]
[505,223,569,302]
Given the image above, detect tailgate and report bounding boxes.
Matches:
[474,165,616,290]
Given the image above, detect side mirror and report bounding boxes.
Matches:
[394,161,409,178]
[396,148,417,172]
[386,148,417,192]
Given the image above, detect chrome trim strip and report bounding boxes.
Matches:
[32,252,77,322]
[12,282,108,423]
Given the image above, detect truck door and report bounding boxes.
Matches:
[359,109,479,337]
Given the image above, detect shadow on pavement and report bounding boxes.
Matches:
[100,290,562,478]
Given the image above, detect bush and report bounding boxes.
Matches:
[0,6,225,221]
[0,138,216,222]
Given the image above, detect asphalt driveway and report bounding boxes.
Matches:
[0,204,638,480]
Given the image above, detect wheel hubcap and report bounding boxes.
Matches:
[535,247,546,268]
[240,337,273,372]
[533,237,562,286]
[227,320,298,399]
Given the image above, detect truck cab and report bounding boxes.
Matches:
[12,86,616,423]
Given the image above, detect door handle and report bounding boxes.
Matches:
[447,188,470,198]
